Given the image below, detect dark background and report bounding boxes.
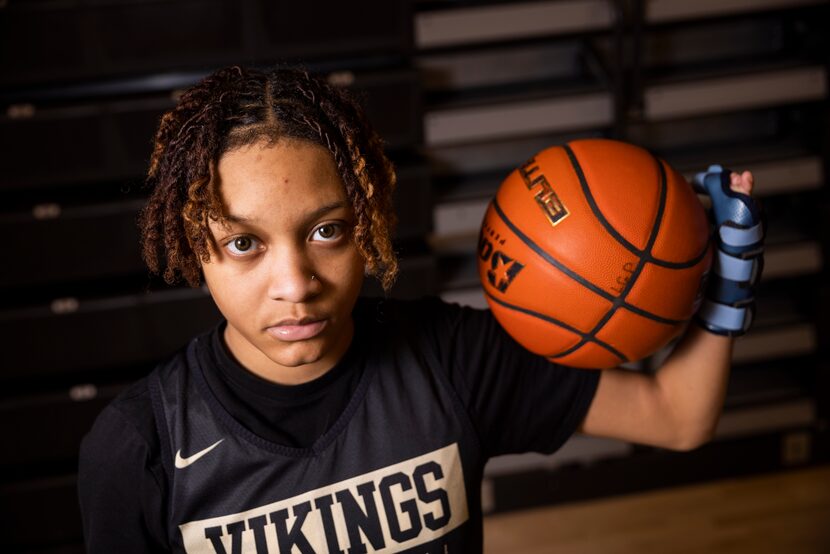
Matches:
[1,0,828,551]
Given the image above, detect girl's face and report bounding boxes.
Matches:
[202,138,365,384]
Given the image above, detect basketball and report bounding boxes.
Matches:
[477,138,713,369]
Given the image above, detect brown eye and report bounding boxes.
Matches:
[234,237,252,251]
[318,224,336,239]
[312,222,344,242]
[226,235,259,255]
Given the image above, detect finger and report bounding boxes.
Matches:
[743,170,754,194]
[729,171,746,194]
[729,171,753,195]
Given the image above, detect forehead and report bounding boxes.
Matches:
[214,138,349,222]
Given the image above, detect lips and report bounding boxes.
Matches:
[265,317,327,342]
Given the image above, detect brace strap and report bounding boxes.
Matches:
[713,249,761,284]
[697,299,753,336]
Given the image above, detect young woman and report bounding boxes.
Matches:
[79,66,761,553]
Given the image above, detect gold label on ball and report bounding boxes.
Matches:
[519,157,569,227]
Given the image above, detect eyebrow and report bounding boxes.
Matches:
[224,200,349,226]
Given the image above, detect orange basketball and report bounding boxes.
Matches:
[477,139,712,369]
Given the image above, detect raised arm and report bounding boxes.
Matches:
[579,169,762,450]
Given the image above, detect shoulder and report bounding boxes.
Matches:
[80,377,159,467]
[358,295,512,377]
[80,339,194,468]
[78,375,173,552]
[359,295,492,335]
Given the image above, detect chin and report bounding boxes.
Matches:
[267,343,327,368]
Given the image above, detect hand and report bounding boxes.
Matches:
[693,165,764,336]
[730,170,754,196]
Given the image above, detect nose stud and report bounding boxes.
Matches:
[311,274,316,281]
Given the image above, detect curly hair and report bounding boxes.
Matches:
[139,65,399,291]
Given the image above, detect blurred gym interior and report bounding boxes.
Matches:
[1,0,828,552]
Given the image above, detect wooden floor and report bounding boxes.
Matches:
[484,464,830,553]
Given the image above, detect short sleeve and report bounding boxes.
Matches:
[78,384,169,553]
[417,297,600,458]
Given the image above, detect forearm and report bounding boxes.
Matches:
[653,166,760,448]
[579,167,758,450]
[654,325,733,449]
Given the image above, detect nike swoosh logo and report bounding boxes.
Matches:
[175,439,224,469]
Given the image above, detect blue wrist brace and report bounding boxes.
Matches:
[693,165,764,336]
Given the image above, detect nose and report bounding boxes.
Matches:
[265,249,322,303]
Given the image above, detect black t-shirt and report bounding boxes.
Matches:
[202,317,367,449]
[78,297,600,553]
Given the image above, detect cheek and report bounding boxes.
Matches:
[343,249,368,282]
[202,265,259,313]
[319,248,365,290]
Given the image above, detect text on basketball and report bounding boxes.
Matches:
[479,223,525,293]
[519,157,569,227]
